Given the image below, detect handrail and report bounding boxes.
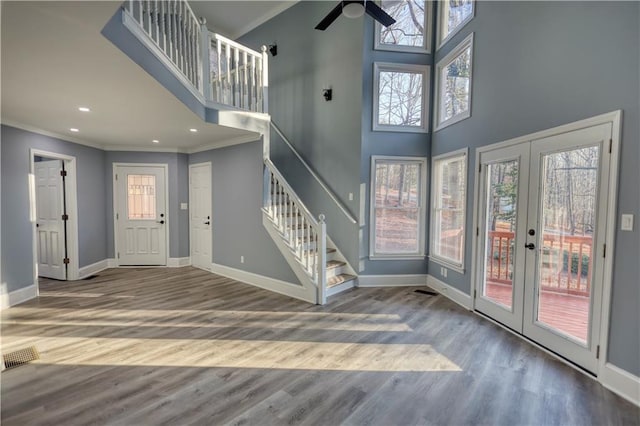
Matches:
[270,122,358,225]
[210,32,262,58]
[265,158,319,228]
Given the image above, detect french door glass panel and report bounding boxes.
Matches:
[533,145,600,344]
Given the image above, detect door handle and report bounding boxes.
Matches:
[157,220,165,224]
[204,221,210,225]
[524,243,535,250]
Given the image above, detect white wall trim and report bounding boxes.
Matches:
[426,274,473,310]
[4,119,105,150]
[107,258,118,268]
[78,259,110,279]
[358,274,428,287]
[1,284,37,310]
[167,257,192,267]
[210,262,315,304]
[599,363,640,407]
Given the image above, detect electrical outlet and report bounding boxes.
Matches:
[240,256,245,264]
[621,214,634,231]
[441,267,448,278]
[180,202,188,210]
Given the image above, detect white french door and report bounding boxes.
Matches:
[475,122,613,373]
[189,163,212,270]
[35,160,67,280]
[114,165,167,266]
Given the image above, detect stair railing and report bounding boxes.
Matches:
[122,0,268,113]
[270,122,357,225]
[264,159,327,304]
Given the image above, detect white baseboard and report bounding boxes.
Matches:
[426,274,473,310]
[78,259,110,279]
[357,274,428,287]
[599,362,640,407]
[107,258,117,268]
[0,283,37,310]
[210,262,315,304]
[167,257,191,267]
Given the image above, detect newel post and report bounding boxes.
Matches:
[317,214,327,305]
[199,17,211,101]
[261,45,269,114]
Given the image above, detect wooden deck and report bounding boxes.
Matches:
[486,283,589,341]
[1,267,637,425]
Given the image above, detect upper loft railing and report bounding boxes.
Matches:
[123,0,268,113]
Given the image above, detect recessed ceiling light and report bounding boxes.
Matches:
[70,128,79,132]
[152,139,160,144]
[189,128,198,133]
[78,107,91,112]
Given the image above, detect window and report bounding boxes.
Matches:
[430,150,467,269]
[373,62,430,132]
[127,174,156,219]
[437,0,475,49]
[434,33,473,131]
[370,156,427,259]
[375,1,432,54]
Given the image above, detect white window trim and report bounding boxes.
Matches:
[373,62,430,133]
[374,0,433,54]
[436,0,475,50]
[369,155,428,260]
[429,148,468,273]
[433,32,474,132]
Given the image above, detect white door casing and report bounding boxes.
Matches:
[34,160,66,280]
[472,117,617,374]
[114,164,168,266]
[189,163,212,270]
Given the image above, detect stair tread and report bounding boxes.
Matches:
[326,260,346,269]
[327,274,356,288]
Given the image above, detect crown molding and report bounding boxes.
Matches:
[1,119,105,150]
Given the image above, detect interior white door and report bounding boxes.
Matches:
[35,160,67,280]
[475,123,612,373]
[189,163,212,270]
[115,165,167,266]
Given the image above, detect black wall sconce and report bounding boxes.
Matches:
[268,44,278,56]
[322,88,332,101]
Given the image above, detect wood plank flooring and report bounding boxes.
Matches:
[1,267,638,425]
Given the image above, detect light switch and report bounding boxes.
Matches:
[348,192,354,201]
[180,203,188,210]
[621,214,634,231]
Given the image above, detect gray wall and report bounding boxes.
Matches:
[1,125,107,291]
[104,151,190,259]
[240,1,364,270]
[430,1,639,375]
[190,141,298,283]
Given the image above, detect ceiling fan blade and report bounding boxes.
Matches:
[315,3,344,31]
[365,1,396,27]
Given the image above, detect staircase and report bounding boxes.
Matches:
[119,0,358,304]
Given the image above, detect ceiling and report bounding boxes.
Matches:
[1,1,296,152]
[190,1,297,40]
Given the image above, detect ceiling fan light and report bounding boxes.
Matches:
[343,2,365,19]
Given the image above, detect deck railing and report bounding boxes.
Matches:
[123,0,268,113]
[264,159,327,303]
[486,230,592,296]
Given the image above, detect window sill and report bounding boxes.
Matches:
[428,256,465,274]
[434,110,471,132]
[370,255,426,261]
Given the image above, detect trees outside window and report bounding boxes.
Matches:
[374,62,430,132]
[376,1,432,53]
[437,0,475,49]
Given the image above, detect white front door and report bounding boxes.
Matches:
[189,163,212,270]
[475,123,613,373]
[35,160,67,280]
[115,165,167,266]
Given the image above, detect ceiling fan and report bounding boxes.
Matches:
[315,1,396,31]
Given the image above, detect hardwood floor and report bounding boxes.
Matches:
[1,267,638,425]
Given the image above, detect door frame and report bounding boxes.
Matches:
[112,163,170,267]
[189,162,212,270]
[29,149,80,286]
[470,110,622,376]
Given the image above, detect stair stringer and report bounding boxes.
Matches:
[262,210,319,304]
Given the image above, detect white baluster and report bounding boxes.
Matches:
[317,214,327,304]
[146,0,151,36]
[224,43,231,105]
[160,0,166,53]
[261,45,268,114]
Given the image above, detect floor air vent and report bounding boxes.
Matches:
[414,289,439,296]
[3,346,40,370]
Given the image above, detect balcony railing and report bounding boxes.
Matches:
[123,0,268,113]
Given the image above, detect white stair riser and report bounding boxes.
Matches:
[326,265,344,279]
